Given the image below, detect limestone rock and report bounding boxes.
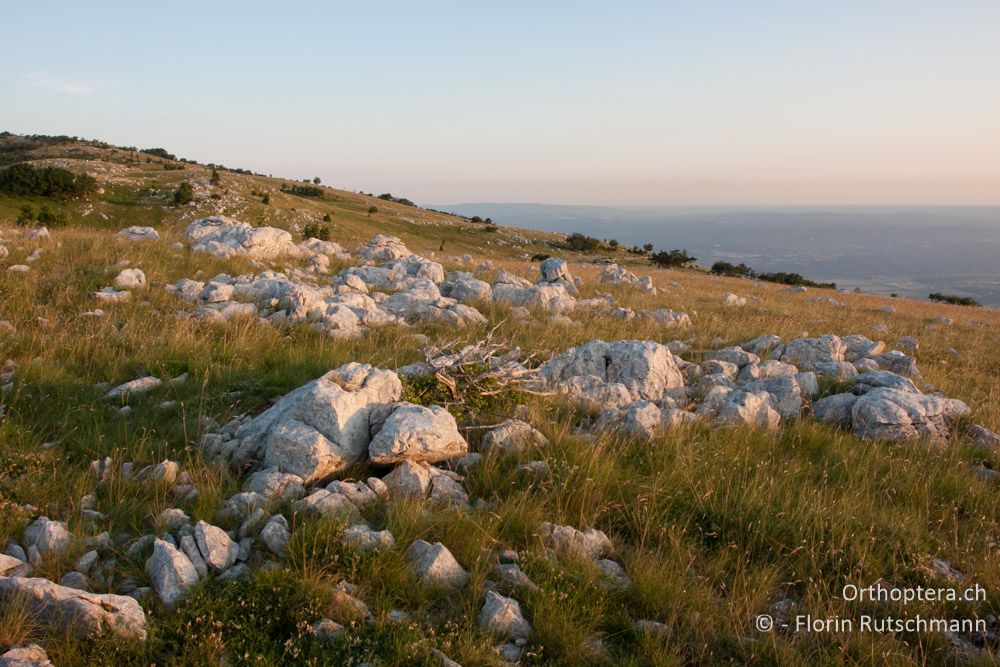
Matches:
[145,538,200,609]
[541,522,611,560]
[23,517,72,559]
[477,591,532,639]
[368,403,468,465]
[0,576,146,640]
[852,388,969,442]
[117,226,159,241]
[407,540,468,589]
[194,521,238,573]
[213,362,402,482]
[114,268,146,289]
[186,216,300,260]
[481,419,549,453]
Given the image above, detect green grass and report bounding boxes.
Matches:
[1,136,1000,664]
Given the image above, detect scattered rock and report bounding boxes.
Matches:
[407,540,468,589]
[478,591,532,639]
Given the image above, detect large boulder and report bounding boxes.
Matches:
[206,363,402,482]
[358,235,411,263]
[715,390,782,429]
[368,403,468,465]
[185,216,300,260]
[0,576,146,640]
[851,388,969,442]
[780,336,846,371]
[492,282,576,312]
[541,340,684,404]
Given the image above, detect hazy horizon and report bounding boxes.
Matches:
[3,1,1000,205]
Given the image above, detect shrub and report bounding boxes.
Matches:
[711,261,755,278]
[140,147,175,160]
[643,242,654,252]
[36,205,67,226]
[757,271,836,289]
[608,239,619,248]
[210,168,220,185]
[262,193,270,205]
[929,292,980,306]
[650,249,696,268]
[564,233,603,253]
[16,204,35,225]
[322,213,332,222]
[0,163,98,198]
[285,184,323,198]
[173,181,194,205]
[531,253,552,262]
[367,205,378,216]
[377,193,415,207]
[302,222,330,241]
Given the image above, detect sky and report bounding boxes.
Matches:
[2,1,999,206]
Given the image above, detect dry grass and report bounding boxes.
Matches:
[1,142,999,665]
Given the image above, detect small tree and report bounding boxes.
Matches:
[368,205,378,217]
[608,239,619,248]
[262,193,270,205]
[173,181,194,205]
[210,168,221,186]
[313,177,321,185]
[643,243,654,252]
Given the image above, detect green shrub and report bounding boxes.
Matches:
[0,163,97,198]
[650,248,696,267]
[173,181,194,205]
[16,203,35,225]
[262,193,270,205]
[302,222,330,241]
[564,233,603,253]
[929,292,980,306]
[36,205,67,226]
[367,205,378,216]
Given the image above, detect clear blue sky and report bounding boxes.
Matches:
[2,1,999,205]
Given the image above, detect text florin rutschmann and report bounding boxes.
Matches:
[756,584,990,634]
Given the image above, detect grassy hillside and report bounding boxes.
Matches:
[1,135,1000,666]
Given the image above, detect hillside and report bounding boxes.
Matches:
[1,134,1000,666]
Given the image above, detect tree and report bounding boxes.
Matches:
[173,181,194,205]
[210,168,221,186]
[368,205,378,217]
[262,193,270,205]
[608,239,620,248]
[643,243,654,252]
[650,249,696,268]
[322,213,332,222]
[313,177,321,185]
